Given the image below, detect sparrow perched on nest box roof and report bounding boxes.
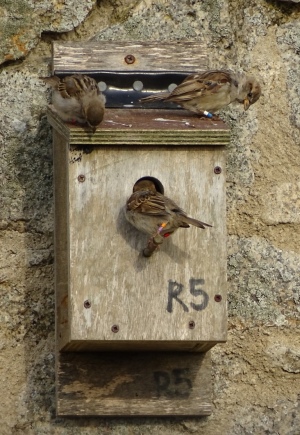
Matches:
[41,73,106,132]
[125,179,211,238]
[141,70,261,117]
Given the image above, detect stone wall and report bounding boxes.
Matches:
[0,0,299,433]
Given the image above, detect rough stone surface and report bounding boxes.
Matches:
[0,0,96,65]
[228,236,300,325]
[260,181,300,224]
[0,0,299,433]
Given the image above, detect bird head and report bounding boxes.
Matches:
[84,101,105,132]
[241,77,261,110]
[133,179,157,193]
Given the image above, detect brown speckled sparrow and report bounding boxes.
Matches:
[41,74,106,131]
[141,70,261,116]
[125,179,212,238]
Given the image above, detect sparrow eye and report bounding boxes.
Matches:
[248,92,253,98]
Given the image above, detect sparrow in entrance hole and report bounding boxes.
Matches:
[125,179,212,239]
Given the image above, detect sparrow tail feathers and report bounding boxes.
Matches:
[140,92,170,103]
[181,216,212,229]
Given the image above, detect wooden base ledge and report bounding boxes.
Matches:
[47,107,230,146]
[57,351,212,417]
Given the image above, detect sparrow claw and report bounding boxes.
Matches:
[143,234,164,257]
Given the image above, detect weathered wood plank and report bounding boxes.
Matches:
[47,108,230,145]
[53,140,227,352]
[53,130,71,348]
[61,340,219,352]
[52,40,223,417]
[52,41,208,74]
[57,351,212,416]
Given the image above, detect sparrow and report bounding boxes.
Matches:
[40,74,106,131]
[140,70,261,117]
[125,179,212,238]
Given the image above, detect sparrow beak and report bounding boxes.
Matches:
[244,98,250,111]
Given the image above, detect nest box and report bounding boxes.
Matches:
[48,41,229,417]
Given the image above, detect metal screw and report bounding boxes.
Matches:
[111,324,119,333]
[78,174,85,182]
[84,300,91,308]
[214,295,222,302]
[125,54,136,64]
[214,166,222,174]
[188,320,195,329]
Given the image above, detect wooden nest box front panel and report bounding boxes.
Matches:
[50,42,229,353]
[52,112,228,352]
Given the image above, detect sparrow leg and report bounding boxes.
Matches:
[197,111,220,121]
[143,234,164,257]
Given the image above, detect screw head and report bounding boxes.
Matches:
[78,174,85,182]
[111,324,119,333]
[214,294,222,302]
[125,54,136,64]
[214,166,222,174]
[84,300,91,308]
[188,320,195,329]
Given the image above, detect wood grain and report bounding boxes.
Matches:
[52,41,208,74]
[51,41,223,417]
[53,130,70,349]
[47,107,230,146]
[51,116,228,352]
[57,350,212,416]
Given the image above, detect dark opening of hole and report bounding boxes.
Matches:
[133,176,164,194]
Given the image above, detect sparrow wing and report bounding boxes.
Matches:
[162,195,212,229]
[167,70,237,103]
[140,92,170,103]
[127,190,172,217]
[58,74,99,99]
[182,70,234,84]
